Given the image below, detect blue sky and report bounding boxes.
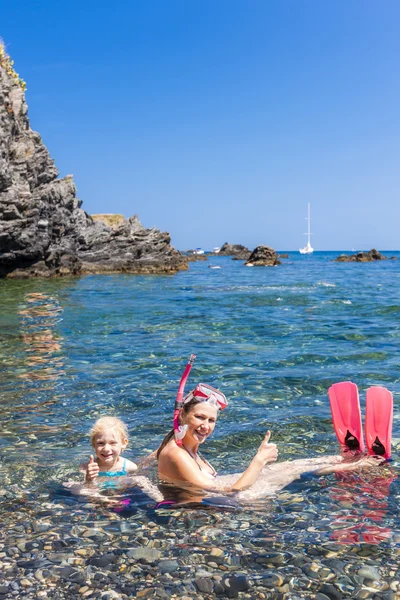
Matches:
[2,1,399,250]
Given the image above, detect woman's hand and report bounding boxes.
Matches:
[85,455,99,482]
[255,431,278,466]
[230,431,278,492]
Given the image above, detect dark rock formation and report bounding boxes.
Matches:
[218,243,251,260]
[245,245,281,266]
[334,249,394,263]
[0,46,187,277]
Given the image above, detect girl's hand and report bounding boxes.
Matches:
[86,455,99,482]
[256,431,278,465]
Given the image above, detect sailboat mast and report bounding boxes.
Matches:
[299,203,314,254]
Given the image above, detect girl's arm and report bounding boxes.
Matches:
[80,455,99,483]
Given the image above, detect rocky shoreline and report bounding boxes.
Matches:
[0,46,187,278]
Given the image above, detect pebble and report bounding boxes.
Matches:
[158,560,179,573]
[87,554,117,568]
[0,479,398,600]
[195,578,214,593]
[358,566,381,580]
[127,548,161,562]
[319,583,343,600]
[260,573,284,587]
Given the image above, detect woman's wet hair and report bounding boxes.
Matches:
[90,416,128,447]
[156,396,217,459]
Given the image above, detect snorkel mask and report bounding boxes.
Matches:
[173,356,228,444]
[183,383,228,411]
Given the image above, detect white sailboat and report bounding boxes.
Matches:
[299,203,314,255]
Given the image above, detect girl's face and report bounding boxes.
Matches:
[93,428,127,468]
[182,403,218,445]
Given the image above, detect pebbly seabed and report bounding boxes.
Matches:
[0,252,399,599]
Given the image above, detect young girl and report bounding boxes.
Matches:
[82,416,138,483]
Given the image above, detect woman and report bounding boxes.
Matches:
[157,383,384,504]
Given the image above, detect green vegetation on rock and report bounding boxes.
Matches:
[0,41,27,91]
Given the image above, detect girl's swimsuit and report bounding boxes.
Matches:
[98,458,128,489]
[98,457,128,477]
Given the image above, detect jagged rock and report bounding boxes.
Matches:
[245,245,281,266]
[218,243,251,260]
[0,46,187,277]
[335,249,393,263]
[278,253,289,258]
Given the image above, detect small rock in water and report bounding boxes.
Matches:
[158,559,179,573]
[357,566,381,581]
[127,548,161,562]
[224,575,251,593]
[87,554,117,568]
[319,583,343,600]
[195,578,214,593]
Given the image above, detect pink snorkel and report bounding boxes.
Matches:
[174,354,196,445]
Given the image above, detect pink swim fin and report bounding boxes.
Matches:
[365,386,393,460]
[328,382,365,452]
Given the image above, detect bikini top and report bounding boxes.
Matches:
[182,446,217,478]
[98,457,128,477]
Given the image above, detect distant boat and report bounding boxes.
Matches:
[193,248,205,255]
[213,247,221,254]
[299,203,314,255]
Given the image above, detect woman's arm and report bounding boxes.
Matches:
[125,458,138,473]
[230,431,278,492]
[136,450,158,470]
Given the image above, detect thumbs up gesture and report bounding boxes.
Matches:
[256,431,278,466]
[85,455,99,482]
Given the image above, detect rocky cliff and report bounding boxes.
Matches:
[0,45,187,277]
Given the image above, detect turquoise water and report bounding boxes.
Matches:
[1,252,399,597]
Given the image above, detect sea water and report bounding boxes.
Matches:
[0,252,399,597]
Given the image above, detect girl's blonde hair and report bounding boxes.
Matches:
[90,416,128,447]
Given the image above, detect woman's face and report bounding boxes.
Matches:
[182,402,218,444]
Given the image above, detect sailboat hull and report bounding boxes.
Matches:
[299,242,314,254]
